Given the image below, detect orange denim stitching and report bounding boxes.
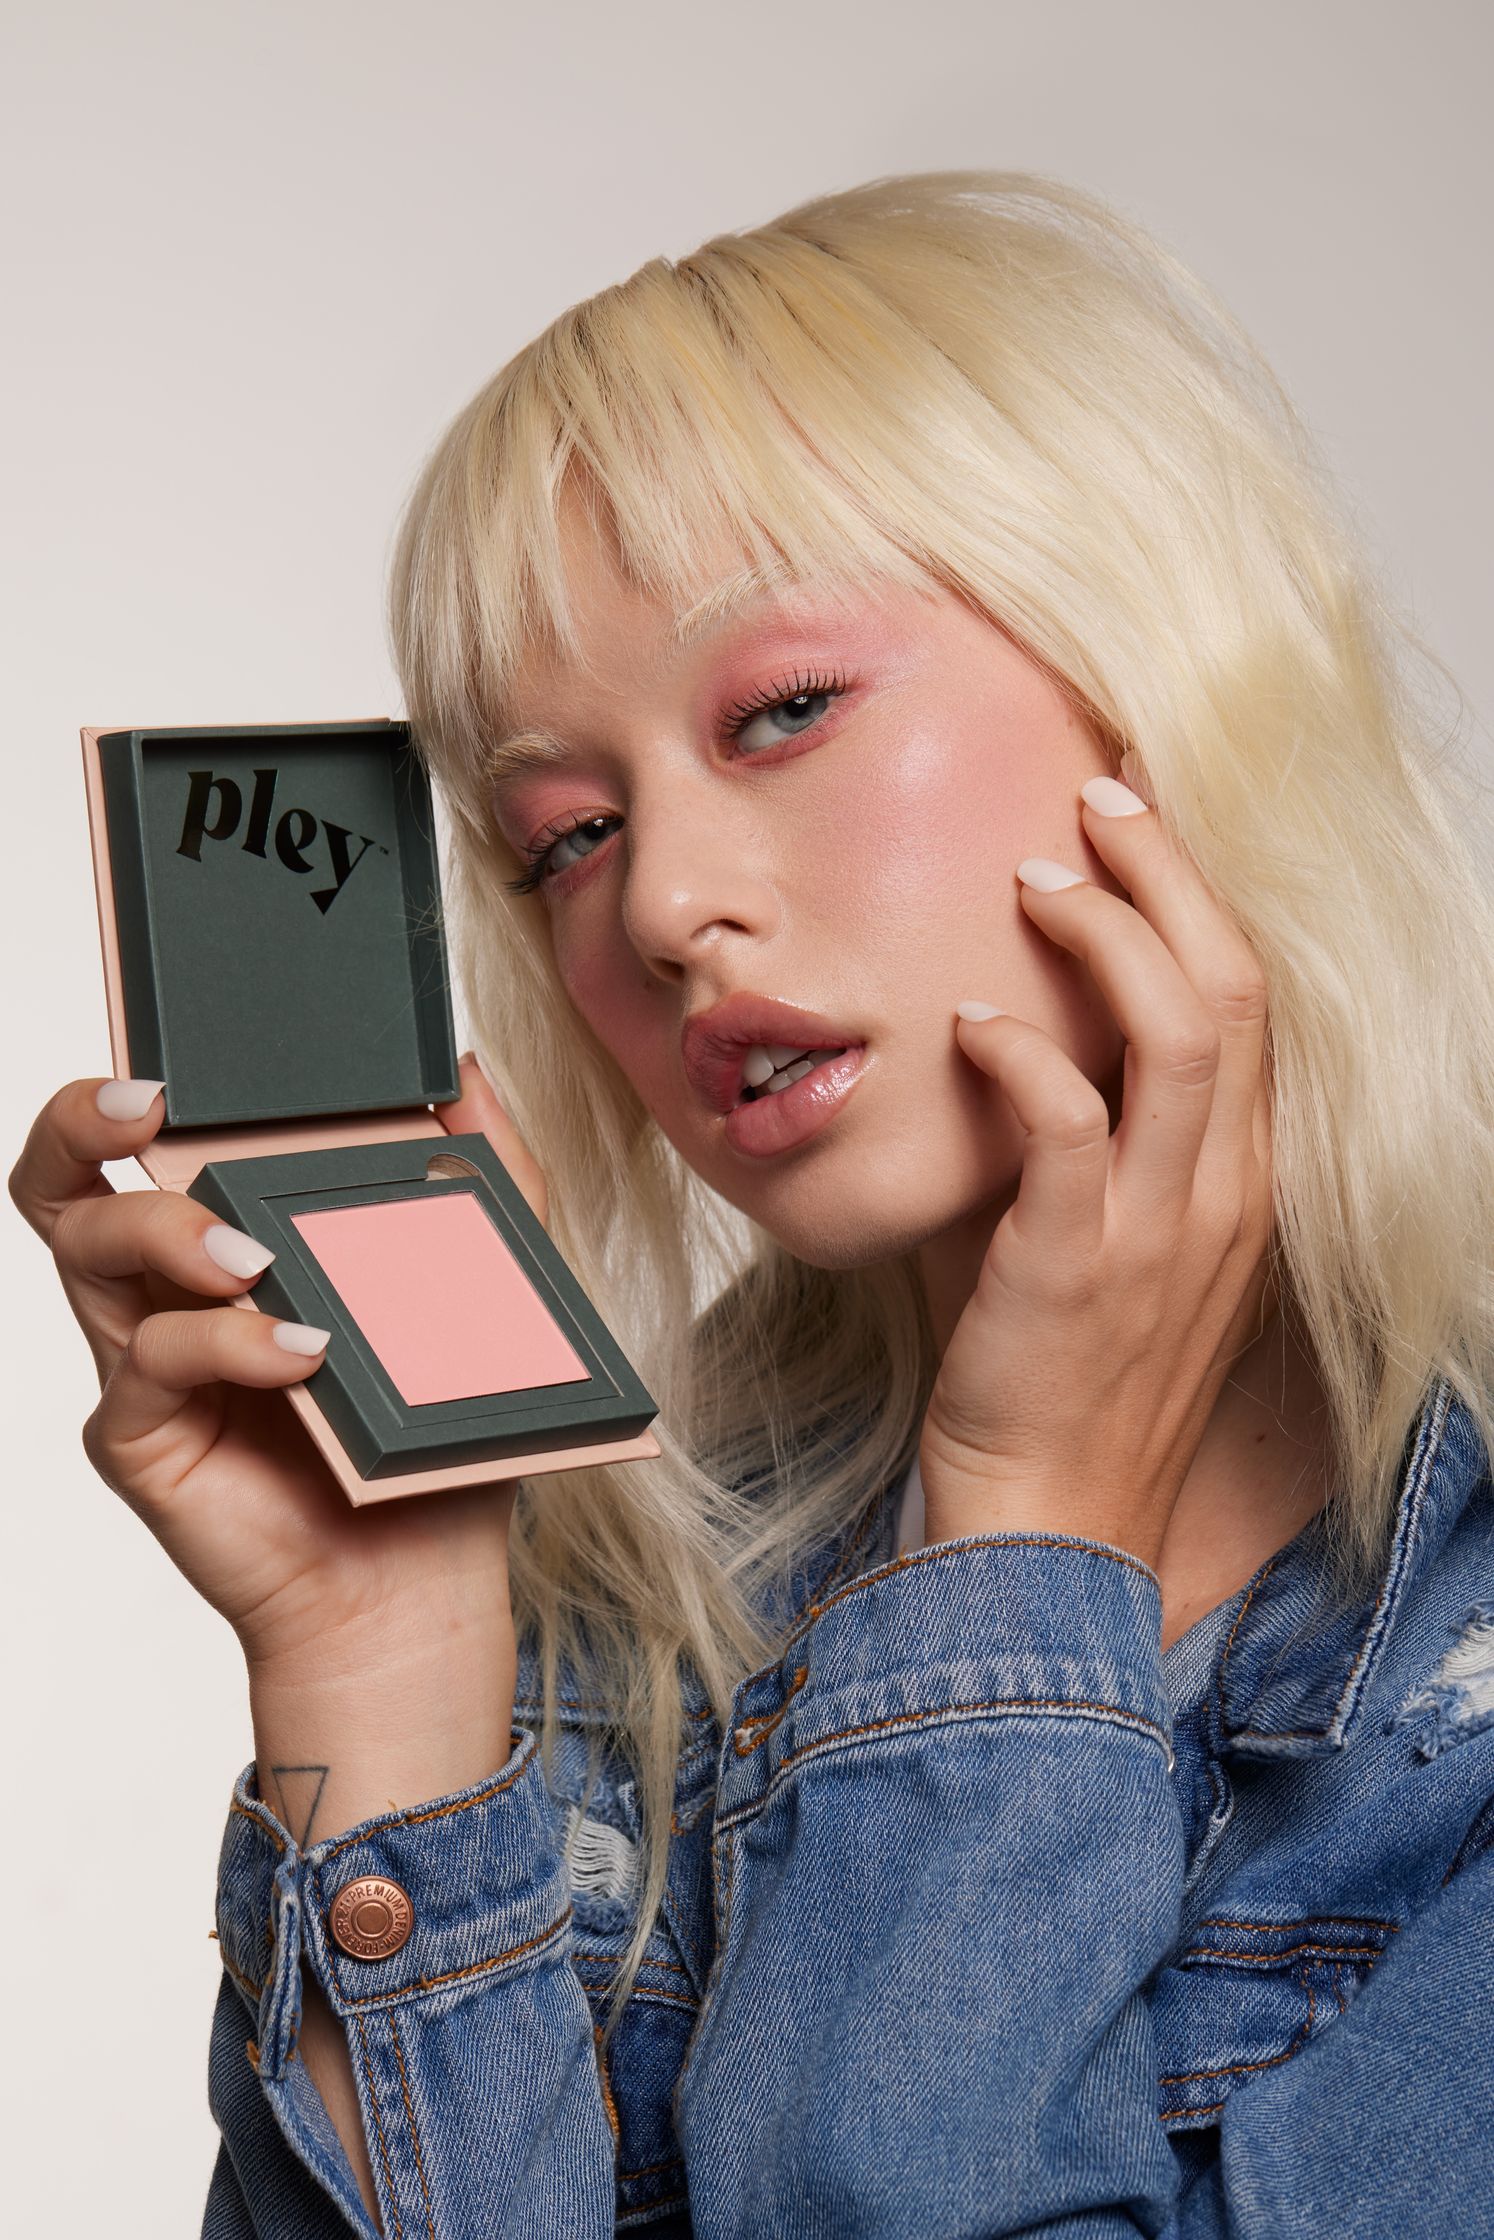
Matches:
[1160,2097,1227,2122]
[572,1949,693,1978]
[815,1531,1156,1607]
[1197,1914,1398,1936]
[1159,1972,1317,2087]
[355,2011,403,2238]
[732,1665,810,1755]
[728,1501,884,1700]
[1215,1555,1281,1733]
[753,1694,1169,1789]
[325,1903,575,2011]
[388,2011,435,2240]
[735,1532,1158,1697]
[221,1952,263,2003]
[620,2151,684,2181]
[593,2024,623,2151]
[320,1738,535,1861]
[575,1978,699,2012]
[230,1797,286,1854]
[1184,1941,1382,1965]
[244,2036,260,2072]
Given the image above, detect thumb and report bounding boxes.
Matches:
[438,1052,550,1229]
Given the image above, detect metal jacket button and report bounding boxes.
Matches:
[329,1874,414,1961]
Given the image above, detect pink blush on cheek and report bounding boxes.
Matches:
[289,1193,590,1406]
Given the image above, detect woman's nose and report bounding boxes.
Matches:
[618,787,782,974]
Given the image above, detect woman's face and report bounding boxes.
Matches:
[490,499,1129,1305]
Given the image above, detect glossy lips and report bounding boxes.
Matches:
[723,1045,868,1158]
[681,990,865,1115]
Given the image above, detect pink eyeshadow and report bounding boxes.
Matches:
[289,1191,589,1406]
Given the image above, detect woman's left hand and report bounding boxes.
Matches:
[918,774,1277,1571]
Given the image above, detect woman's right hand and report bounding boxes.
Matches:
[8,1054,544,1682]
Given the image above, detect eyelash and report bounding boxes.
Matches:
[501,667,850,896]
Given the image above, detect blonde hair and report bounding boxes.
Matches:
[388,170,1494,2042]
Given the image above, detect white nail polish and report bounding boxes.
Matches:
[1081,776,1149,817]
[956,1001,1006,1021]
[203,1224,277,1278]
[1016,858,1086,891]
[96,1077,166,1121]
[272,1322,331,1355]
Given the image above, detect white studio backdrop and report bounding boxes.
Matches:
[3,2,1490,2229]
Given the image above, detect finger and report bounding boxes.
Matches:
[437,1051,549,1227]
[8,1075,166,1246]
[51,1186,280,1376]
[1078,783,1270,1160]
[1015,861,1222,1219]
[953,1006,1112,1260]
[88,1303,329,1472]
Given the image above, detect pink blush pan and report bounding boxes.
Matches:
[290,1192,589,1406]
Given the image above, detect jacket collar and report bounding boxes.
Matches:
[1216,1373,1490,1758]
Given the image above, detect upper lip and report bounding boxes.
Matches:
[682,993,865,1114]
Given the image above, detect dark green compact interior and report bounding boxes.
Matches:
[98,721,459,1128]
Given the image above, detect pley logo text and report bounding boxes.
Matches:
[177,767,384,915]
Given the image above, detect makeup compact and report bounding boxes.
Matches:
[82,719,661,1505]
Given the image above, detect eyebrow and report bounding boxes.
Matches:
[485,562,817,795]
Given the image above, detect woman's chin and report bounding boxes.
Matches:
[744,1177,1011,1275]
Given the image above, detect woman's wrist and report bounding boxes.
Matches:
[247,1615,518,1849]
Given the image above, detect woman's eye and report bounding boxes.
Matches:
[503,812,620,896]
[731,686,838,753]
[723,668,847,753]
[503,672,848,897]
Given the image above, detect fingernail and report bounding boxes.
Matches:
[202,1223,276,1278]
[1016,858,1086,891]
[272,1321,331,1355]
[96,1077,166,1121]
[1081,776,1149,817]
[956,1001,1006,1021]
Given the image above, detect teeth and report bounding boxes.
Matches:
[742,1042,809,1087]
[736,1045,847,1106]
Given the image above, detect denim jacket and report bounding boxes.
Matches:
[206,1373,1494,2238]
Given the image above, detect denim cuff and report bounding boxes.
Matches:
[717,1531,1171,1819]
[215,1726,574,2077]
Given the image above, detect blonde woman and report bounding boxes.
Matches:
[13,173,1494,2238]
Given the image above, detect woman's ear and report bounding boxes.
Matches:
[437,1051,550,1229]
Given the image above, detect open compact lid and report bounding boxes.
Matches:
[87,720,460,1130]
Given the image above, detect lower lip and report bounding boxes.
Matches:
[722,1046,869,1159]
